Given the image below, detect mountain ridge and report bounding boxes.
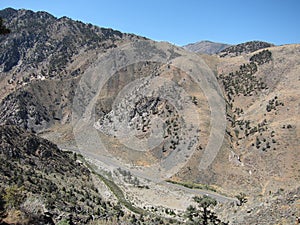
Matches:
[0,7,146,100]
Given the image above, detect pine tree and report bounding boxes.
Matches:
[0,17,10,35]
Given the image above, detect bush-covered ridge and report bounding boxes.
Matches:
[219,41,274,57]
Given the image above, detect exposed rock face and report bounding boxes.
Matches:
[0,90,51,131]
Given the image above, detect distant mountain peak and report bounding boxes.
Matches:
[183,40,231,54]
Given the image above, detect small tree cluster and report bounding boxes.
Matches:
[266,96,284,112]
[250,50,272,65]
[219,61,268,104]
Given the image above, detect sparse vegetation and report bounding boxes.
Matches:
[266,96,284,112]
[116,168,149,189]
[0,126,132,223]
[166,180,217,192]
[219,62,267,103]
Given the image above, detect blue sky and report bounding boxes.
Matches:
[0,0,299,46]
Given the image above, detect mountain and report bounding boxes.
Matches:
[0,8,145,102]
[0,8,299,225]
[183,40,231,54]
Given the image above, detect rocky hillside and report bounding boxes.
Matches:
[0,78,79,132]
[183,40,230,54]
[0,8,146,132]
[0,125,116,224]
[0,8,145,73]
[0,8,145,100]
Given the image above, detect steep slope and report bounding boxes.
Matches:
[0,78,79,132]
[0,125,117,224]
[0,8,145,132]
[183,40,231,54]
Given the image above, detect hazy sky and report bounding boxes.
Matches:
[0,0,299,46]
